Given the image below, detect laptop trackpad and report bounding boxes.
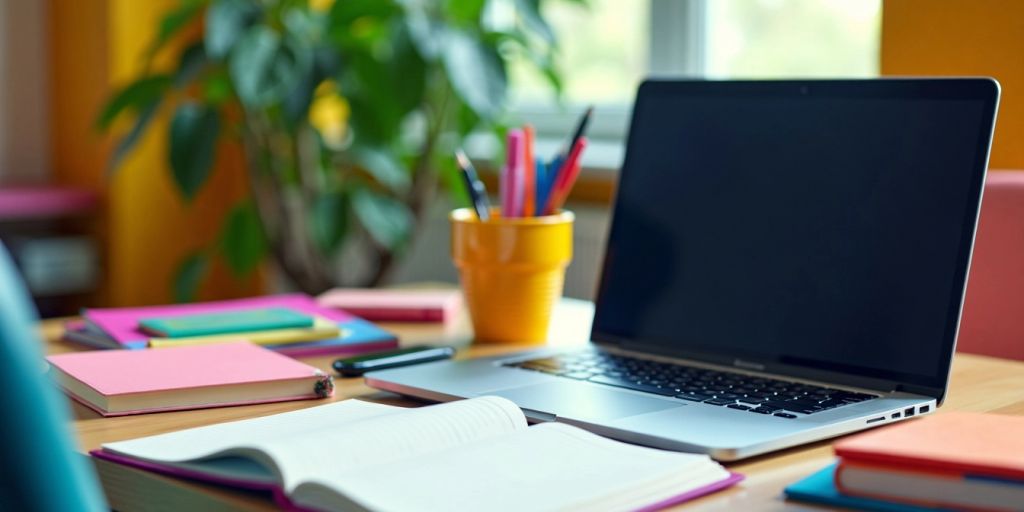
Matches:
[488,381,684,422]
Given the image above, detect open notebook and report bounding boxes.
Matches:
[93,397,741,512]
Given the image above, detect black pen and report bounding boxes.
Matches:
[455,149,491,221]
[557,105,594,163]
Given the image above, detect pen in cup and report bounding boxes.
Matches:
[455,149,491,221]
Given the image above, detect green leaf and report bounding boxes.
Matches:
[146,0,205,63]
[352,189,413,249]
[172,251,209,303]
[202,71,233,105]
[342,51,405,144]
[353,146,410,193]
[108,101,161,174]
[283,7,327,45]
[514,0,555,43]
[328,0,398,29]
[220,201,268,276]
[445,0,487,24]
[311,192,349,253]
[229,26,310,108]
[96,75,172,130]
[174,42,207,88]
[169,102,220,200]
[390,24,427,114]
[205,0,260,60]
[436,151,469,207]
[443,29,507,118]
[404,8,443,59]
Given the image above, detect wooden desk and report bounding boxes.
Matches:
[43,302,1024,511]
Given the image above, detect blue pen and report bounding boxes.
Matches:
[540,155,564,215]
[534,158,547,215]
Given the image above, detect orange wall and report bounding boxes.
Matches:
[49,0,262,306]
[881,0,1024,169]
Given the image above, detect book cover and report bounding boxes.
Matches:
[834,412,1024,480]
[784,464,942,512]
[46,342,334,416]
[140,307,314,337]
[317,289,462,323]
[147,317,340,348]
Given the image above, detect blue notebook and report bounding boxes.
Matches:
[784,464,951,512]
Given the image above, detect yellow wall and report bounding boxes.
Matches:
[49,0,262,306]
[881,0,1024,169]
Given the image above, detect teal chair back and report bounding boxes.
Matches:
[0,243,106,511]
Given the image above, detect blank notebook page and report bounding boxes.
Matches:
[299,422,728,512]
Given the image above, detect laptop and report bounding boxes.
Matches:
[367,79,1000,460]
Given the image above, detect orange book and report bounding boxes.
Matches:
[834,412,1024,480]
[834,413,1024,511]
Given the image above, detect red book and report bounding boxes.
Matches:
[834,412,1024,511]
[317,289,462,323]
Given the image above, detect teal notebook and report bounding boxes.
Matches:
[784,464,951,512]
[139,307,314,338]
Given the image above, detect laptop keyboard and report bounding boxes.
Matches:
[504,350,878,418]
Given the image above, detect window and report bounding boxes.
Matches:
[501,0,882,169]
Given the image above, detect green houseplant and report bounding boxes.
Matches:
[99,0,571,301]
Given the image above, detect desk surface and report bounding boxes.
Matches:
[43,300,1024,511]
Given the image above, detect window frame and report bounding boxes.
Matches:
[490,0,708,171]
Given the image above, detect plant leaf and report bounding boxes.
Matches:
[169,102,220,200]
[172,251,209,303]
[311,192,348,253]
[442,29,507,118]
[328,0,398,30]
[352,188,412,249]
[220,201,268,276]
[202,71,234,105]
[205,0,260,60]
[514,0,555,43]
[96,75,172,130]
[108,101,161,174]
[353,146,410,193]
[404,8,444,59]
[445,0,487,24]
[229,27,310,108]
[174,42,207,88]
[146,0,205,63]
[390,24,427,115]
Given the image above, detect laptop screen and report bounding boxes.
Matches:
[592,79,999,393]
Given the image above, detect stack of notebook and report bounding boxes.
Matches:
[785,412,1024,511]
[62,294,397,357]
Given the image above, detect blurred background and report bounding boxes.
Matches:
[2,0,1021,317]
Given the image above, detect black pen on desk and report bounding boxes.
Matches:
[455,149,491,221]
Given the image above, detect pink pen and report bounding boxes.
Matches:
[502,129,525,217]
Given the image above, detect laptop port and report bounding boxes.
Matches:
[891,412,901,419]
[866,416,885,424]
[904,407,915,417]
[919,405,930,414]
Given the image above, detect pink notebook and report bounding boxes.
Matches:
[317,289,463,322]
[46,342,333,416]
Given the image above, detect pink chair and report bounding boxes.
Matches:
[957,171,1024,361]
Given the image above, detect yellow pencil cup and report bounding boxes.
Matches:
[451,208,574,344]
